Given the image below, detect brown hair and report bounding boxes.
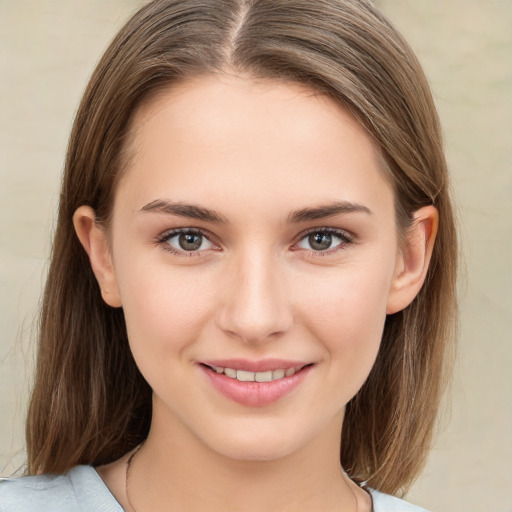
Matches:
[26,0,457,495]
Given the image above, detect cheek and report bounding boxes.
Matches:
[298,260,392,334]
[114,257,216,363]
[297,264,392,393]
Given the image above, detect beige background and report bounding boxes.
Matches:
[1,1,511,511]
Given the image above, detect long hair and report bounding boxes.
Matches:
[26,0,457,495]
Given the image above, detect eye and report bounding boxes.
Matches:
[158,229,216,254]
[296,228,351,253]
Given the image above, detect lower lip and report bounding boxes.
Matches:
[200,365,313,407]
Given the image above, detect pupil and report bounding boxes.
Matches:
[179,233,202,251]
[309,232,332,251]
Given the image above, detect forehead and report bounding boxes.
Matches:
[115,74,394,219]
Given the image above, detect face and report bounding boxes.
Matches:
[79,75,427,463]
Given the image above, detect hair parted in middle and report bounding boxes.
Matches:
[27,0,457,496]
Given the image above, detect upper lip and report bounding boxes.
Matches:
[199,358,311,373]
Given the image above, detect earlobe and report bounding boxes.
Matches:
[73,206,122,308]
[386,206,438,314]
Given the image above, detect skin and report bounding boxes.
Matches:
[74,75,437,512]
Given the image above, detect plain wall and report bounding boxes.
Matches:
[1,1,511,511]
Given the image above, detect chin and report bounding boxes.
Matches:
[213,439,296,463]
[201,420,315,463]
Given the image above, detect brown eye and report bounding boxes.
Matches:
[161,230,215,253]
[178,233,203,251]
[308,232,333,251]
[296,229,351,253]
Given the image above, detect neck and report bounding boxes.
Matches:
[126,405,362,512]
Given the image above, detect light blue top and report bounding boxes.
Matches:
[0,465,429,511]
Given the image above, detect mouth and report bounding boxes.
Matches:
[200,363,310,382]
[198,360,315,407]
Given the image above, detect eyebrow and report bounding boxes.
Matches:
[287,201,372,222]
[140,200,229,223]
[139,199,372,224]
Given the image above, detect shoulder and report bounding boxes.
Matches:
[0,470,77,512]
[370,489,430,512]
[0,465,122,512]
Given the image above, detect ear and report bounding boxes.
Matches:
[73,206,122,307]
[386,206,438,314]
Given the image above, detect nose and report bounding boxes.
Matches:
[216,249,294,344]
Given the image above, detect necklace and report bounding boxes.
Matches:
[344,472,360,512]
[125,444,370,512]
[125,443,144,512]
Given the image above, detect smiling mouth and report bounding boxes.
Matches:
[201,364,310,382]
[199,361,314,406]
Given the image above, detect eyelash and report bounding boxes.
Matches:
[155,228,218,257]
[155,227,354,257]
[294,227,354,256]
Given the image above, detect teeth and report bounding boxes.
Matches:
[285,367,296,377]
[237,370,255,382]
[224,368,237,378]
[272,369,285,379]
[255,370,273,382]
[211,365,302,382]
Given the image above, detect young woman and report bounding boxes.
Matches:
[0,1,457,511]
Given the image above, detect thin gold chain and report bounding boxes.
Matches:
[125,443,144,512]
[125,444,370,512]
